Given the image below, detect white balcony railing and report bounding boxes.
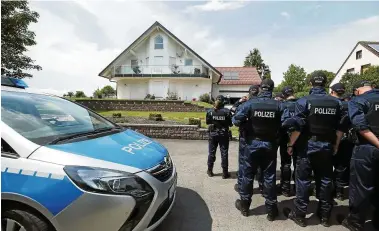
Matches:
[113,65,209,77]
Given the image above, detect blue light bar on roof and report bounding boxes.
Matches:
[1,76,29,88]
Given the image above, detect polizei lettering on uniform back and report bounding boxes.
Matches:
[254,111,275,118]
[122,138,153,154]
[212,116,225,120]
[314,108,336,115]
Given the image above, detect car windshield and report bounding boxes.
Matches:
[1,90,116,145]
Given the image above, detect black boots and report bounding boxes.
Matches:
[316,209,331,227]
[207,168,214,177]
[267,206,279,221]
[235,199,250,217]
[283,208,307,227]
[222,170,230,179]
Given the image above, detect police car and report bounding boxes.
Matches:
[1,76,177,231]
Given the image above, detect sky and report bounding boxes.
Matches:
[25,0,379,96]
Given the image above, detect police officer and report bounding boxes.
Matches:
[283,71,345,227]
[233,79,283,221]
[206,95,233,179]
[279,86,297,197]
[232,84,260,193]
[330,83,353,201]
[340,80,379,231]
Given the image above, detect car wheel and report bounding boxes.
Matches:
[2,209,50,231]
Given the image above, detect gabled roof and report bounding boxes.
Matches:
[335,41,379,76]
[215,67,261,85]
[99,21,222,80]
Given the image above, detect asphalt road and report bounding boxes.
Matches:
[155,139,376,231]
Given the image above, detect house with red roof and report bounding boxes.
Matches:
[99,21,261,102]
[213,67,261,104]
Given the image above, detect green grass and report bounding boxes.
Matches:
[98,110,239,137]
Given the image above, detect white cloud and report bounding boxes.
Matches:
[24,1,379,96]
[280,11,290,19]
[185,0,246,13]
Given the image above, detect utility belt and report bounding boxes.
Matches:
[308,134,335,143]
[208,124,229,132]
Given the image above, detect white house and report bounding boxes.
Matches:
[99,21,223,100]
[331,41,379,86]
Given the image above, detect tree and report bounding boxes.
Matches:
[75,91,86,98]
[101,85,116,98]
[1,1,41,78]
[93,89,102,98]
[341,65,379,93]
[243,48,271,79]
[67,92,74,98]
[282,64,307,93]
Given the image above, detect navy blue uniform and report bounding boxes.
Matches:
[333,99,354,196]
[280,98,297,195]
[233,91,283,213]
[206,107,232,171]
[290,87,344,219]
[346,89,379,227]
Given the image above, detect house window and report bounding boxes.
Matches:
[169,57,176,66]
[131,60,138,68]
[223,72,239,80]
[184,59,193,66]
[361,64,371,74]
[347,68,355,74]
[356,50,362,59]
[154,35,163,49]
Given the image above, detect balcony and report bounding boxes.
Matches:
[112,65,210,78]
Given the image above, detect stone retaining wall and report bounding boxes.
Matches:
[76,99,206,112]
[119,123,209,140]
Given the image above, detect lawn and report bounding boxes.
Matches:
[98,110,239,137]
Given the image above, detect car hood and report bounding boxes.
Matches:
[44,129,168,170]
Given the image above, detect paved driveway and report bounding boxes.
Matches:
[155,139,376,231]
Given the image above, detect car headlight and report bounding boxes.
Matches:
[64,166,154,200]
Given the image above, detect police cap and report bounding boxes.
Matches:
[310,71,327,87]
[353,80,372,91]
[331,83,346,94]
[249,84,259,92]
[261,78,274,91]
[216,95,225,102]
[282,86,294,96]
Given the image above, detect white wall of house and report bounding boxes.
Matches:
[212,84,250,98]
[116,78,211,100]
[114,30,206,76]
[331,44,379,85]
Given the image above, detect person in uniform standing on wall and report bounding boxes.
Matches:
[279,86,298,197]
[231,84,260,193]
[233,79,284,221]
[330,83,354,201]
[206,95,233,179]
[339,80,379,231]
[283,71,345,227]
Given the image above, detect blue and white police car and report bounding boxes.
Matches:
[1,76,177,231]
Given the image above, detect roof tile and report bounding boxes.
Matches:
[216,67,261,85]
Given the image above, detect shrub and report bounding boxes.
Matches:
[199,93,211,103]
[112,113,122,118]
[188,118,201,127]
[144,94,151,100]
[149,113,164,121]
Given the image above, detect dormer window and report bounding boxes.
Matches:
[154,35,163,49]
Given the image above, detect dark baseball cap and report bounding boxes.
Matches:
[249,84,260,92]
[353,80,372,91]
[310,71,327,86]
[282,86,294,96]
[261,78,275,91]
[331,83,346,94]
[216,95,225,101]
